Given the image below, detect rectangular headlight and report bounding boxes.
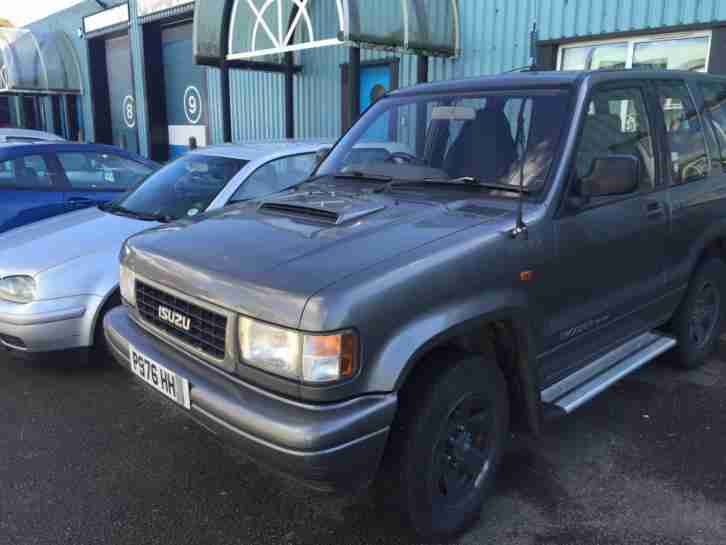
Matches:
[119,265,136,307]
[238,317,358,383]
[239,317,301,380]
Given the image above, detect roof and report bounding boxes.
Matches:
[195,139,335,161]
[391,69,726,97]
[0,27,82,95]
[0,142,157,166]
[0,128,65,141]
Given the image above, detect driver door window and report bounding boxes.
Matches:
[653,81,708,184]
[574,87,655,205]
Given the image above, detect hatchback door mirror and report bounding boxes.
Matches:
[577,155,639,198]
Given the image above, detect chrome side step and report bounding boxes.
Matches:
[542,332,676,414]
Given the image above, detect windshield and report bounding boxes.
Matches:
[112,153,247,220]
[318,89,571,197]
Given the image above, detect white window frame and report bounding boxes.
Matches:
[556,29,712,72]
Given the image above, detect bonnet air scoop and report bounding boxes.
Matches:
[258,191,385,225]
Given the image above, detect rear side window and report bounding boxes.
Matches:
[700,82,726,167]
[0,154,54,189]
[653,81,709,184]
[576,87,656,191]
[57,152,153,191]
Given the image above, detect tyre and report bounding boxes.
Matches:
[392,352,510,539]
[668,258,726,370]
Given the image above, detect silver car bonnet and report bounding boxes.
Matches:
[0,207,152,288]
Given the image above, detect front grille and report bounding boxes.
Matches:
[136,280,227,360]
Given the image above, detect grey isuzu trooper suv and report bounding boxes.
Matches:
[105,70,726,538]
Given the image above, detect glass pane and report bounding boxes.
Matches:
[116,154,247,220]
[633,36,709,72]
[590,44,627,70]
[193,0,229,61]
[320,90,571,197]
[406,0,457,53]
[231,153,317,201]
[0,155,53,189]
[561,43,627,70]
[58,152,153,190]
[655,81,708,184]
[701,82,726,165]
[0,28,46,92]
[576,88,655,190]
[350,0,405,47]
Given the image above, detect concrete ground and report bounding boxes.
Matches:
[1,341,726,545]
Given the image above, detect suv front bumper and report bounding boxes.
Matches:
[104,307,397,492]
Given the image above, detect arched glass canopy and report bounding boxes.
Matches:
[194,0,459,65]
[0,28,82,95]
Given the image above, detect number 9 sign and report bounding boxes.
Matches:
[184,86,203,124]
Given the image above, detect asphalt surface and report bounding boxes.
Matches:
[2,340,726,545]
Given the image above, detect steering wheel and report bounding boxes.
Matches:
[385,152,423,166]
[682,159,707,182]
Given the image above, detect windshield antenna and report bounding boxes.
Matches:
[511,98,529,239]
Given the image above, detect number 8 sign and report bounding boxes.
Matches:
[122,95,136,129]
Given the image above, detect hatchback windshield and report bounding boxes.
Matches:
[109,153,247,220]
[318,89,571,197]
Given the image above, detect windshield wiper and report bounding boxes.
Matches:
[375,176,531,194]
[334,170,393,182]
[99,202,173,223]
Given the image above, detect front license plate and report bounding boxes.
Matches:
[129,345,191,410]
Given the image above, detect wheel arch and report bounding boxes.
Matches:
[393,309,542,436]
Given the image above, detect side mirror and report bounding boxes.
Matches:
[315,147,331,167]
[576,155,639,198]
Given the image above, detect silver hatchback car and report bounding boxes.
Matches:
[0,140,331,361]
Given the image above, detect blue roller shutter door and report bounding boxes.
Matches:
[161,23,208,159]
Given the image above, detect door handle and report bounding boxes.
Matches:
[644,200,664,219]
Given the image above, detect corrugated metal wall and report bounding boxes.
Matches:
[538,0,726,40]
[24,0,726,152]
[205,67,225,144]
[229,70,287,141]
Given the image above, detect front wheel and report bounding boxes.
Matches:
[393,353,509,539]
[668,258,726,369]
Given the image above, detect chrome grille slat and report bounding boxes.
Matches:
[136,280,227,360]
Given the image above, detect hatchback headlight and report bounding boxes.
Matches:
[0,276,36,303]
[119,265,136,306]
[239,317,357,383]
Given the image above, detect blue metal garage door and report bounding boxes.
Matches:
[162,23,208,159]
[105,34,139,153]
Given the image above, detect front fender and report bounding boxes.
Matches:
[35,250,122,344]
[364,289,542,434]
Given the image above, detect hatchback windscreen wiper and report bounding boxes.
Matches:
[376,176,531,194]
[99,202,174,223]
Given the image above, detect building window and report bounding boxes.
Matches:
[558,32,711,72]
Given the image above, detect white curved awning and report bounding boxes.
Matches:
[0,28,82,95]
[194,0,459,64]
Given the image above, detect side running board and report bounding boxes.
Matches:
[542,332,676,414]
